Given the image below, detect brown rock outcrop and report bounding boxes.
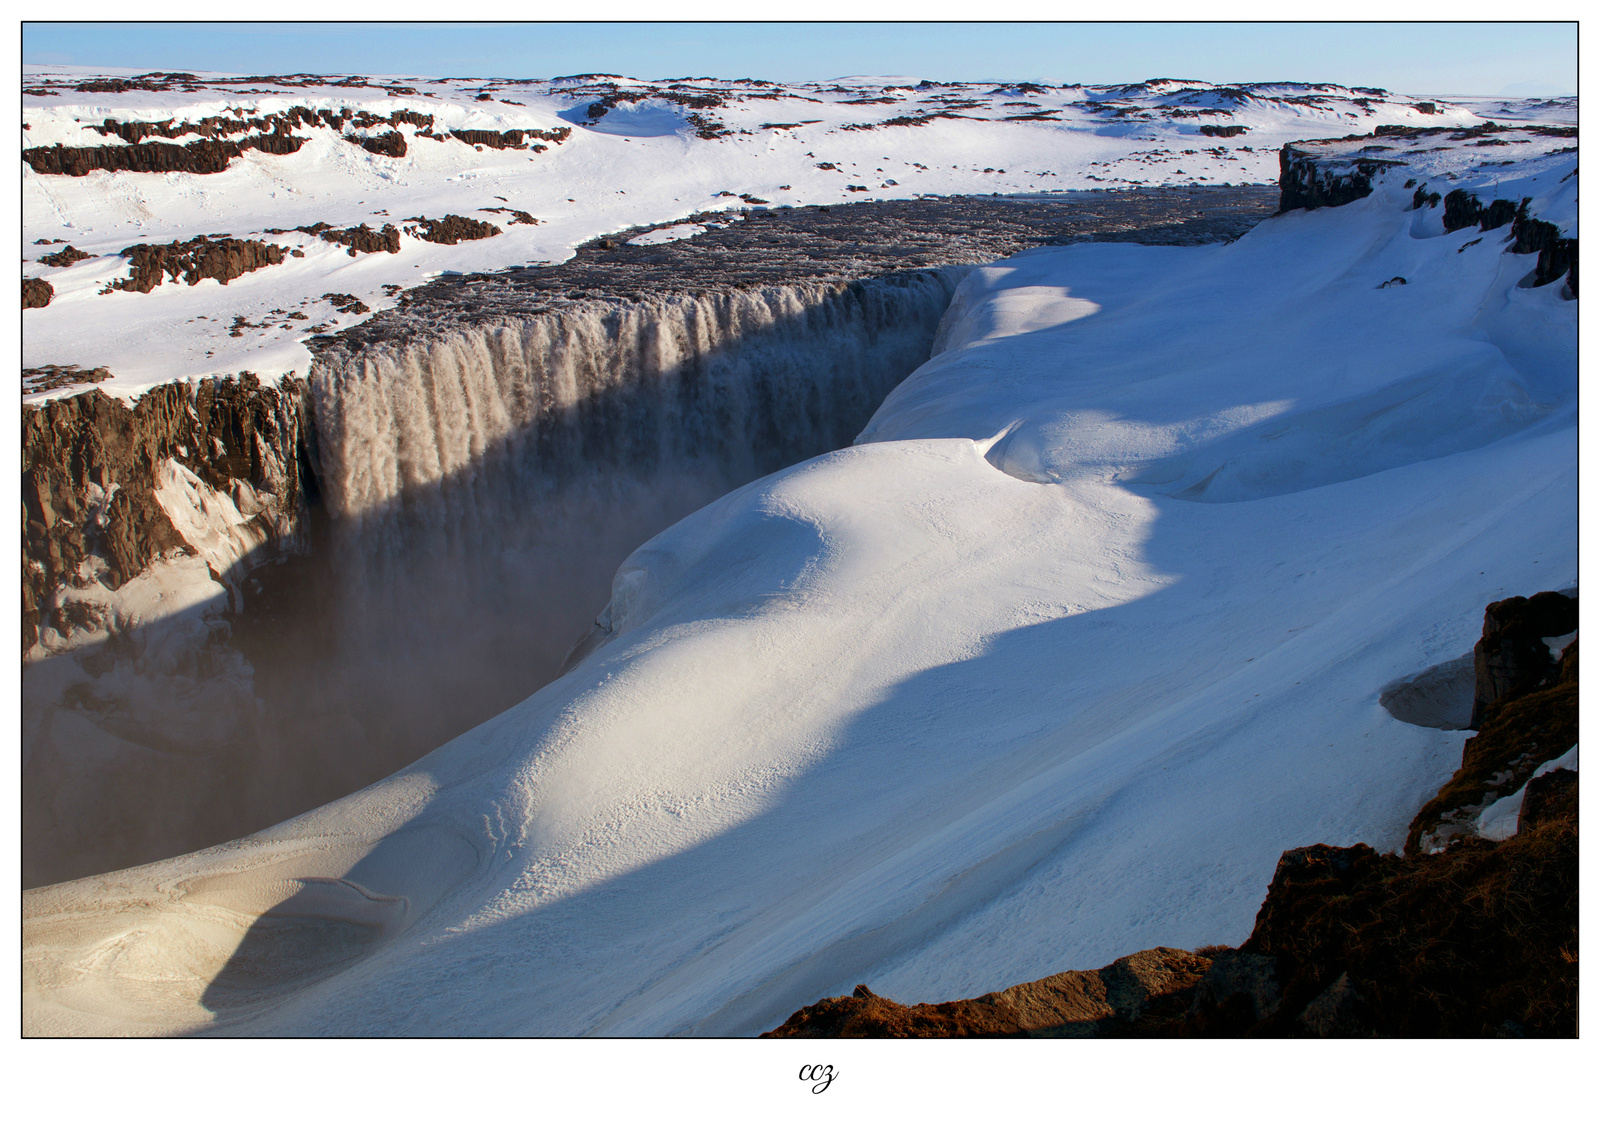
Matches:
[1469,591,1576,726]
[23,278,53,308]
[324,223,403,255]
[112,236,290,293]
[24,107,479,178]
[37,245,92,268]
[448,126,570,150]
[351,130,407,158]
[22,376,311,651]
[762,948,1213,1037]
[1511,211,1578,294]
[404,214,501,245]
[23,133,308,177]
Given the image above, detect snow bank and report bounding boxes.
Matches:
[22,147,1575,1035]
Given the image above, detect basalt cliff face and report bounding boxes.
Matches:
[764,593,1578,1039]
[1278,121,1577,295]
[23,376,311,654]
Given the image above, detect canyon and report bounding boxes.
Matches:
[22,188,1278,886]
[20,70,1576,1038]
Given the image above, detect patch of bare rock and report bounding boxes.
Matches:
[109,236,291,293]
[22,376,311,652]
[21,106,571,179]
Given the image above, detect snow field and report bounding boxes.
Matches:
[22,155,1576,1035]
[23,68,1516,399]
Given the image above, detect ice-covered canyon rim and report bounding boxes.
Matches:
[22,188,1279,886]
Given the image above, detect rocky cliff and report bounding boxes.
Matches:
[23,375,311,653]
[763,593,1578,1039]
[1277,141,1402,211]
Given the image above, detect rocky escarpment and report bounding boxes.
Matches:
[1278,121,1575,213]
[22,133,309,177]
[22,105,572,178]
[23,376,311,652]
[764,593,1578,1039]
[1278,121,1577,296]
[1277,141,1404,211]
[1406,593,1577,855]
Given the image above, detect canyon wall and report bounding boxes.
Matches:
[22,271,962,885]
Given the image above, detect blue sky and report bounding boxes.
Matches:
[22,21,1576,96]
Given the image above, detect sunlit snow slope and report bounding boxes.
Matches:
[22,142,1575,1035]
[24,67,1515,397]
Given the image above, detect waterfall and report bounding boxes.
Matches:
[24,268,963,886]
[231,269,967,847]
[312,273,964,520]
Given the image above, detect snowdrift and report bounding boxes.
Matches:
[22,151,1576,1036]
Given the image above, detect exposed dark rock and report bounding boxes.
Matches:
[1442,188,1520,233]
[22,377,311,652]
[1519,769,1577,833]
[1200,124,1248,137]
[73,77,177,93]
[1277,143,1403,211]
[37,245,93,268]
[448,126,570,150]
[403,214,502,245]
[1181,950,1283,1032]
[25,106,547,177]
[321,292,370,314]
[111,236,289,293]
[1407,645,1575,857]
[23,134,308,177]
[23,278,54,309]
[1232,814,1576,1036]
[1378,276,1407,287]
[478,206,540,225]
[1470,591,1576,726]
[1511,212,1578,294]
[23,365,113,394]
[351,130,407,158]
[315,223,402,255]
[1295,972,1379,1037]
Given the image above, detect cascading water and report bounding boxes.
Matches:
[291,272,966,759]
[26,269,963,885]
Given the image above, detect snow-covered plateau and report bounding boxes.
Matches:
[24,67,1570,397]
[19,69,1577,1036]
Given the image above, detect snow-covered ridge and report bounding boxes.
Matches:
[24,66,1521,399]
[23,126,1575,1036]
[1281,121,1576,231]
